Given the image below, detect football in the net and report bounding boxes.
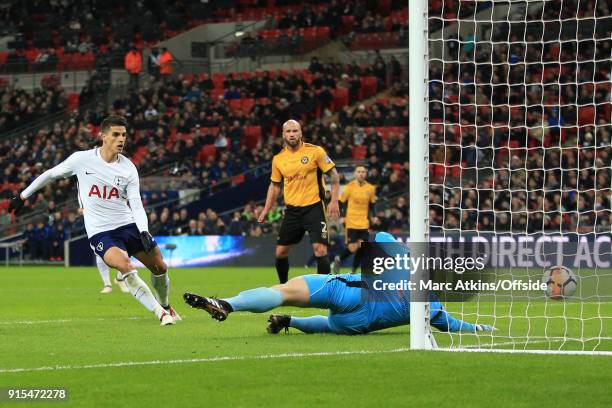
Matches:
[542,266,578,300]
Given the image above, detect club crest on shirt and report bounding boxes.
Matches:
[113,176,126,187]
[301,156,309,164]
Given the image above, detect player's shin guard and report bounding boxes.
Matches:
[150,272,170,308]
[290,315,332,333]
[275,257,289,283]
[123,271,164,317]
[352,247,364,273]
[316,255,331,275]
[224,287,283,313]
[96,255,111,287]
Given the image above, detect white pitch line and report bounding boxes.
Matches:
[0,317,147,325]
[0,311,317,326]
[0,348,410,374]
[442,339,612,355]
[436,347,612,356]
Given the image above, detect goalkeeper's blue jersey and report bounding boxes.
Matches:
[303,231,443,334]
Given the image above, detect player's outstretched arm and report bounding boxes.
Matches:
[326,167,340,220]
[258,181,281,223]
[11,155,77,215]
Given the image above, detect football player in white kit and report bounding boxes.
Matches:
[9,116,180,325]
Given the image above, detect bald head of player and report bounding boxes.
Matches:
[100,115,128,161]
[354,165,367,184]
[282,119,303,150]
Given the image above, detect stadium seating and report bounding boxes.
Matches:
[1,0,610,258]
[0,0,415,72]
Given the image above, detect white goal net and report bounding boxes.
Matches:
[417,0,612,353]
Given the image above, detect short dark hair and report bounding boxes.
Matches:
[101,116,127,134]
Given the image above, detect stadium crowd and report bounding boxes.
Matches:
[0,57,403,206]
[1,0,610,263]
[0,84,69,133]
[0,56,410,260]
[428,0,611,234]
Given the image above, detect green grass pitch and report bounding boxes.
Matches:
[0,266,611,408]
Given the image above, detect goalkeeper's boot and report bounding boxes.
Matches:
[267,314,291,334]
[475,324,496,332]
[183,292,230,321]
[158,309,176,326]
[164,304,182,321]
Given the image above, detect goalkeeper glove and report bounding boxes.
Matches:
[140,231,155,253]
[8,195,25,216]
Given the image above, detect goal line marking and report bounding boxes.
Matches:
[0,348,411,374]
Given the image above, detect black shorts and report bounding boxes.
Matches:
[277,202,328,246]
[346,228,369,244]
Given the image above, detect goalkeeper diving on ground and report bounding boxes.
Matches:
[184,232,495,335]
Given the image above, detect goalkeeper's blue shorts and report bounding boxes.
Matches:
[303,273,447,335]
[303,273,370,334]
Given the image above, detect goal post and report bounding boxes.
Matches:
[409,1,612,354]
[408,0,433,350]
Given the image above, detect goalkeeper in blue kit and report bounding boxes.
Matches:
[184,232,494,335]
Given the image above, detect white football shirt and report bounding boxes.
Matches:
[22,148,149,238]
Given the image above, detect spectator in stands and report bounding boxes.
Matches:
[158,210,172,235]
[228,211,244,236]
[389,55,402,82]
[186,219,199,235]
[124,46,143,89]
[158,48,174,83]
[148,48,161,80]
[308,56,324,74]
[32,221,48,260]
[171,212,182,234]
[224,85,241,100]
[214,129,229,150]
[149,211,161,236]
[33,49,51,72]
[49,221,66,261]
[372,54,387,88]
[394,196,408,218]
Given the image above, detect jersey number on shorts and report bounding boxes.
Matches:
[320,221,327,239]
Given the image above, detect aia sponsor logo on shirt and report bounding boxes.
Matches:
[88,184,120,199]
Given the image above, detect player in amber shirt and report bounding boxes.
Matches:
[258,120,340,283]
[334,166,376,273]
